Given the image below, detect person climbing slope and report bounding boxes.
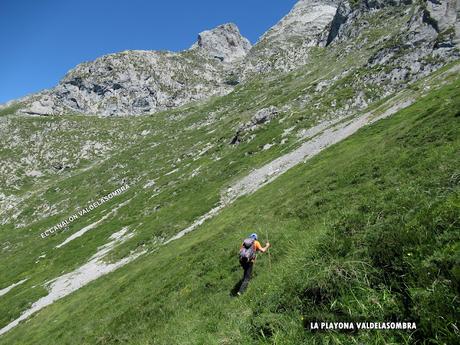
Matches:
[237,233,270,295]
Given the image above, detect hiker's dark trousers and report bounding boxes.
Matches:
[239,260,253,294]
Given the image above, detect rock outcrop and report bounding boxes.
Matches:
[425,0,460,48]
[426,0,458,32]
[230,106,279,144]
[19,24,252,116]
[241,0,339,77]
[325,0,352,46]
[190,23,252,63]
[322,0,459,98]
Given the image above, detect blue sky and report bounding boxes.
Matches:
[0,0,298,104]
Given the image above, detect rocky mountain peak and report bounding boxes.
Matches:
[259,0,338,44]
[240,0,339,77]
[191,23,252,62]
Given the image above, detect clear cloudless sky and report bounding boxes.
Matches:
[0,0,298,104]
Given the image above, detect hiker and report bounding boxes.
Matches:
[237,233,270,295]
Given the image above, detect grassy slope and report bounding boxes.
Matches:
[1,68,458,345]
[0,7,417,320]
[0,6,413,201]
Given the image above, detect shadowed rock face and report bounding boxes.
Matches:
[425,0,459,36]
[326,1,352,46]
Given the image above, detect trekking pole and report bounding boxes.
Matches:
[266,229,272,269]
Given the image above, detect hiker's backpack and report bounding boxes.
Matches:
[239,238,256,263]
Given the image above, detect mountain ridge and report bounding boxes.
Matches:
[3,0,459,117]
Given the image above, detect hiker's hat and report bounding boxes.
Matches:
[250,233,258,240]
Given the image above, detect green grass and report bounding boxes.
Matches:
[0,103,22,117]
[0,4,458,342]
[1,66,458,345]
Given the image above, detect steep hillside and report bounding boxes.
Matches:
[0,0,459,344]
[2,1,458,221]
[0,63,458,345]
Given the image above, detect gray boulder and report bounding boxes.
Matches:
[231,106,279,144]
